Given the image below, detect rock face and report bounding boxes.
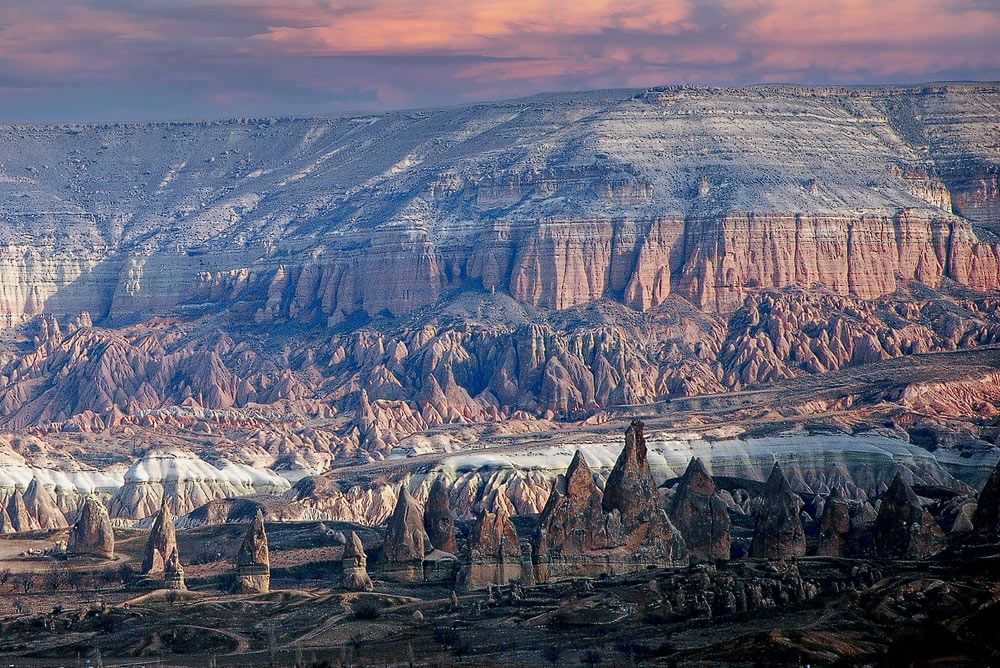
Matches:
[382,486,431,579]
[67,496,115,559]
[668,457,731,563]
[461,501,524,590]
[973,459,1000,541]
[815,489,852,557]
[423,477,457,554]
[0,84,993,452]
[23,479,68,529]
[750,463,806,560]
[341,531,374,591]
[874,473,945,559]
[533,421,687,581]
[163,550,186,591]
[235,509,270,594]
[141,501,180,577]
[3,489,39,533]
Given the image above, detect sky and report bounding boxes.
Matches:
[1,0,999,122]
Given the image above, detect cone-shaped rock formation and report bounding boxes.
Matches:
[424,477,457,554]
[383,486,431,563]
[750,463,806,560]
[972,459,1000,542]
[141,500,180,576]
[816,489,852,557]
[4,490,39,533]
[342,531,374,591]
[874,472,944,559]
[68,496,115,559]
[668,457,731,563]
[24,479,68,530]
[533,421,686,581]
[235,509,270,593]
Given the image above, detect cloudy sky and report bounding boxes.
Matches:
[2,0,999,121]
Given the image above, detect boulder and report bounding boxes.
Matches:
[750,462,806,560]
[874,472,944,559]
[342,531,374,591]
[24,479,68,529]
[424,477,457,554]
[141,500,179,576]
[68,496,115,559]
[972,458,1000,541]
[668,457,731,563]
[235,509,270,593]
[815,489,852,557]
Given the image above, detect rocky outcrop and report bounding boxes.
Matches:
[3,489,39,533]
[533,421,687,581]
[341,531,374,591]
[461,501,525,590]
[163,550,186,591]
[423,477,457,554]
[235,509,270,594]
[973,459,1000,541]
[750,463,806,560]
[874,473,945,559]
[382,486,431,576]
[815,489,852,557]
[68,496,115,559]
[23,479,68,529]
[668,457,731,563]
[141,501,180,577]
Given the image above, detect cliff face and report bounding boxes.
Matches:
[0,83,997,447]
[0,84,998,327]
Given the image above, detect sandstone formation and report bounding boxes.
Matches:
[815,489,852,557]
[23,479,68,529]
[342,531,374,592]
[235,509,270,594]
[3,489,39,534]
[668,457,731,563]
[68,496,115,559]
[750,463,806,560]
[423,477,457,554]
[382,486,431,578]
[141,501,180,577]
[163,549,186,591]
[874,473,945,559]
[461,501,524,590]
[973,459,1000,541]
[533,422,687,581]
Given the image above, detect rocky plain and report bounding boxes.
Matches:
[0,83,998,666]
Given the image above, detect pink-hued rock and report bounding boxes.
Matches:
[68,496,115,560]
[424,477,457,555]
[235,509,270,593]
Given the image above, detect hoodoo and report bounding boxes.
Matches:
[342,531,374,592]
[68,496,115,560]
[424,477,458,555]
[874,473,945,559]
[750,463,806,560]
[235,509,271,594]
[668,457,731,563]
